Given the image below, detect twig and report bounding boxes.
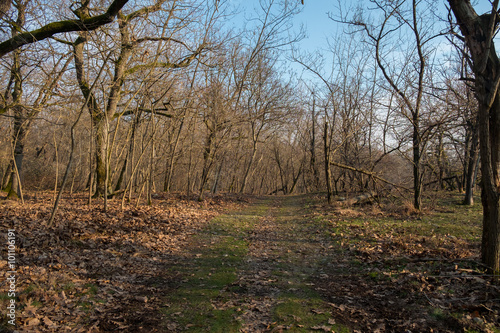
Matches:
[423,292,435,306]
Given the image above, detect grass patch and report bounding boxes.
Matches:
[307,192,500,332]
[162,305,241,332]
[77,301,93,313]
[0,293,10,301]
[30,300,43,307]
[62,282,76,291]
[328,192,482,241]
[429,307,446,320]
[272,299,350,332]
[161,201,268,331]
[84,283,98,295]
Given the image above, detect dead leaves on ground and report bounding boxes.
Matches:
[0,192,243,332]
[312,194,500,333]
[0,192,499,332]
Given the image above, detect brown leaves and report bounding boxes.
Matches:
[311,195,499,333]
[1,192,496,332]
[0,192,242,332]
[310,325,333,332]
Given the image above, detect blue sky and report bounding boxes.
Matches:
[228,0,500,84]
[293,1,338,52]
[258,0,496,55]
[230,0,339,52]
[228,0,341,80]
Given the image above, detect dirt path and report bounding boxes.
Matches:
[5,192,497,332]
[154,194,499,333]
[162,195,342,332]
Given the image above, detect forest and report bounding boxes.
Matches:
[1,0,500,332]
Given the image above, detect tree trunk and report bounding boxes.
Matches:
[478,80,500,273]
[449,0,500,272]
[463,121,479,205]
[323,121,333,204]
[164,119,184,192]
[147,111,156,206]
[7,3,26,200]
[2,161,12,191]
[73,32,108,197]
[8,143,24,200]
[289,163,303,194]
[436,133,445,190]
[8,99,25,201]
[240,143,257,193]
[94,116,110,197]
[114,150,128,193]
[310,95,320,190]
[273,147,287,195]
[198,130,215,201]
[73,13,132,198]
[211,161,223,194]
[8,100,25,201]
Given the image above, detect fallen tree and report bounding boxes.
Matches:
[330,161,411,192]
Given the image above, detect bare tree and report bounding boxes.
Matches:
[448,0,500,273]
[239,54,293,193]
[62,0,205,197]
[1,1,72,200]
[197,68,233,201]
[443,51,479,204]
[342,0,443,210]
[4,0,25,200]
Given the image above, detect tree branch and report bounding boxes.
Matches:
[330,161,411,191]
[114,108,173,119]
[125,45,205,75]
[0,0,129,58]
[124,0,168,22]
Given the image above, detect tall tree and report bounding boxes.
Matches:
[348,0,440,210]
[66,0,205,197]
[239,54,292,193]
[5,0,25,199]
[2,0,71,199]
[448,0,500,273]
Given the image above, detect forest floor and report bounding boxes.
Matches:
[0,191,499,332]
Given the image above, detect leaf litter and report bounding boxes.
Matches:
[0,192,243,332]
[0,191,499,332]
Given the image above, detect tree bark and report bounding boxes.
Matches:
[310,95,320,190]
[448,0,500,273]
[0,0,129,58]
[199,130,215,201]
[240,142,257,193]
[7,2,26,200]
[73,12,133,197]
[1,161,12,191]
[463,120,479,205]
[323,121,333,204]
[412,119,421,209]
[211,161,223,194]
[73,32,108,197]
